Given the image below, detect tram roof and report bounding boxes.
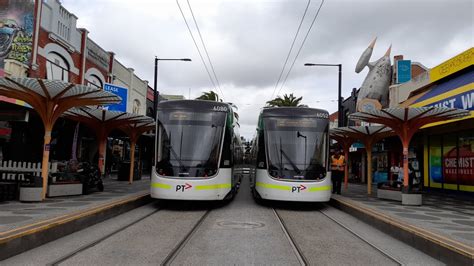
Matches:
[157,99,230,111]
[260,106,329,118]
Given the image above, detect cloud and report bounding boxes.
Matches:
[62,0,473,139]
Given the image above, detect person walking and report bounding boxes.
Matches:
[331,149,345,194]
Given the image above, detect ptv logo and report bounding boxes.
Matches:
[176,183,193,192]
[291,185,307,193]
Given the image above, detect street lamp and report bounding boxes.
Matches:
[153,57,192,120]
[304,63,342,127]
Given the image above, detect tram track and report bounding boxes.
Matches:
[49,207,162,266]
[272,208,309,266]
[317,207,402,265]
[161,209,211,266]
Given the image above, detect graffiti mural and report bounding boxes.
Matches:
[0,0,35,76]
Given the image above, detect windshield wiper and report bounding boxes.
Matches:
[167,132,186,171]
[297,131,307,173]
[279,137,301,174]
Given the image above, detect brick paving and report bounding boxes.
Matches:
[334,183,474,246]
[0,176,150,233]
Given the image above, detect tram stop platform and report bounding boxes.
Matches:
[0,176,151,260]
[330,184,474,265]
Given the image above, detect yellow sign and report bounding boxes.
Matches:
[430,48,474,83]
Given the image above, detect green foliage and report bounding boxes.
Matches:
[266,93,303,107]
[196,91,222,102]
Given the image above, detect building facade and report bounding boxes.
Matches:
[0,0,150,165]
[404,48,473,193]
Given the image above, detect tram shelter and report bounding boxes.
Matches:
[331,126,394,194]
[0,78,121,199]
[349,107,469,192]
[119,120,155,184]
[64,108,152,182]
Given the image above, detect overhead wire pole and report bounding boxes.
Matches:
[276,0,325,96]
[186,0,225,101]
[176,0,218,94]
[270,0,311,101]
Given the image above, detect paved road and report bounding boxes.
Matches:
[3,176,442,265]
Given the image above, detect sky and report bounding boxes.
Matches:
[61,0,473,139]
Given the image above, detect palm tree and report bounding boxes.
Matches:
[266,93,303,107]
[196,91,240,125]
[196,91,222,102]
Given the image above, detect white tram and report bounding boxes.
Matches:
[249,107,331,202]
[151,100,243,201]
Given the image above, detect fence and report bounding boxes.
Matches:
[0,161,58,182]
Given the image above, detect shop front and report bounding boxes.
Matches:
[411,59,473,193]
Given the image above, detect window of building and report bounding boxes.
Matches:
[86,74,103,89]
[46,52,69,82]
[428,130,474,192]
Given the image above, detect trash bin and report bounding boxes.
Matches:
[118,161,141,181]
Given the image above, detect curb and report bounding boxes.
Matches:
[330,196,474,265]
[0,192,152,261]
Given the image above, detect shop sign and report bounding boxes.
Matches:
[397,60,411,83]
[86,39,110,70]
[443,146,474,186]
[103,83,128,112]
[425,90,474,111]
[357,98,382,112]
[430,48,473,83]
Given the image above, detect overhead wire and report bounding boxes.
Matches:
[276,0,325,97]
[270,0,311,100]
[176,0,218,94]
[186,0,225,101]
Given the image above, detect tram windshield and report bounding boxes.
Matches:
[156,110,226,177]
[264,117,328,180]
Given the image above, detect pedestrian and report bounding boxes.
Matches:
[331,149,345,194]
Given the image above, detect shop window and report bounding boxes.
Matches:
[429,135,442,188]
[458,131,474,192]
[46,52,69,82]
[442,134,458,190]
[86,74,103,89]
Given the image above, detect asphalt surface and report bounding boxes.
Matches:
[3,176,443,265]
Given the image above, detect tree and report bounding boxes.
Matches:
[196,91,240,125]
[266,93,303,107]
[196,91,222,102]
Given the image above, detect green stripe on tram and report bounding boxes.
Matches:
[308,185,331,192]
[256,182,292,191]
[195,184,231,190]
[151,183,172,189]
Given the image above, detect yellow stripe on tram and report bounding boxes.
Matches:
[195,184,231,190]
[308,186,331,192]
[256,182,291,191]
[151,183,172,189]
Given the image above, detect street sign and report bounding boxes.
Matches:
[397,60,411,83]
[103,83,128,112]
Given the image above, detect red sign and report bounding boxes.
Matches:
[444,145,474,185]
[147,88,154,101]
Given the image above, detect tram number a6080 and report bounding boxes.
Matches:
[213,106,228,112]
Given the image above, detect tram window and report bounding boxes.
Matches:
[257,130,266,169]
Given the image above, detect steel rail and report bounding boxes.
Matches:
[318,208,402,265]
[49,207,161,266]
[161,209,211,266]
[272,208,308,266]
